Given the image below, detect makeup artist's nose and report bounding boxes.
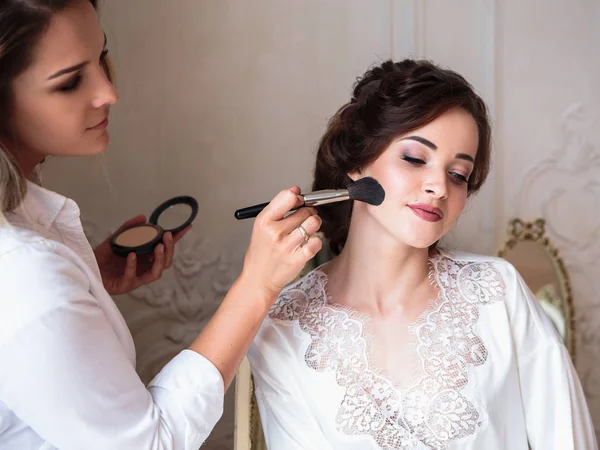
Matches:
[422,170,448,200]
[91,67,119,109]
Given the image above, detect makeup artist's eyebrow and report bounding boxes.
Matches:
[47,33,106,81]
[48,62,88,80]
[401,135,475,163]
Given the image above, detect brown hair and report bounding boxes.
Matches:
[0,0,111,213]
[313,59,492,254]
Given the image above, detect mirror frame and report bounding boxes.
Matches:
[496,218,575,362]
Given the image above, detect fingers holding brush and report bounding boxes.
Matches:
[259,186,304,222]
[241,187,322,295]
[258,187,321,254]
[283,209,321,252]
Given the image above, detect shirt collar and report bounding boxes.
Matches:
[13,181,73,230]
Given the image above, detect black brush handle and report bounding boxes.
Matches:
[235,201,305,220]
[234,202,270,219]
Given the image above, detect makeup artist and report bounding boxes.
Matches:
[0,1,322,449]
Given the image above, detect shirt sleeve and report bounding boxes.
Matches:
[505,264,598,450]
[0,243,224,450]
[247,319,334,450]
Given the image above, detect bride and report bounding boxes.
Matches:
[247,59,597,450]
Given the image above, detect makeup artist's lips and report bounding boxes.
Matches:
[408,203,443,222]
[87,118,108,130]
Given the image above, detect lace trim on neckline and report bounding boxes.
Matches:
[269,254,505,449]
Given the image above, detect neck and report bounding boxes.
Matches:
[18,155,43,180]
[6,145,44,180]
[324,209,433,316]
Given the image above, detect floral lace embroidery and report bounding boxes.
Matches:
[268,255,505,449]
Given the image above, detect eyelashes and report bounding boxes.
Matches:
[57,74,82,92]
[56,49,109,93]
[401,155,470,185]
[401,155,425,165]
[450,172,469,183]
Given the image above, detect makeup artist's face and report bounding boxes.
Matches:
[351,107,479,249]
[10,0,118,165]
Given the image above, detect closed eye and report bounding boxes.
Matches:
[401,155,425,165]
[403,155,470,185]
[57,74,82,92]
[449,172,469,184]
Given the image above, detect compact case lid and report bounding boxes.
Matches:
[149,195,198,235]
[110,195,199,257]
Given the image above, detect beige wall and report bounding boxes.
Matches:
[42,0,600,447]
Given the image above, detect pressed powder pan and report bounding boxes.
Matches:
[110,196,198,257]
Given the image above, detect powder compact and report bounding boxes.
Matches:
[110,196,198,257]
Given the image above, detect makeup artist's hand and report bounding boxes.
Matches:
[239,186,323,296]
[94,215,191,295]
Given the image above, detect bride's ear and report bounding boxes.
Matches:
[347,168,361,182]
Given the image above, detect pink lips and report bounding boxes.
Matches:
[88,118,108,130]
[408,203,443,223]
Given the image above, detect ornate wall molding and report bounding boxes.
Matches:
[517,103,600,267]
[514,103,600,435]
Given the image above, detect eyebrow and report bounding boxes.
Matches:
[47,62,88,80]
[402,135,437,150]
[455,153,475,163]
[47,33,107,81]
[401,135,475,163]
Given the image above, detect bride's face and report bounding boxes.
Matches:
[350,107,479,249]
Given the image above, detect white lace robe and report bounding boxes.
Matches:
[247,251,597,450]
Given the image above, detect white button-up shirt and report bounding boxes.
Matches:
[0,181,224,449]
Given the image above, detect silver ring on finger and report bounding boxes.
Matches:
[297,225,310,246]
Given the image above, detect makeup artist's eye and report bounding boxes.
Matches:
[401,155,425,165]
[57,74,82,92]
[100,49,109,61]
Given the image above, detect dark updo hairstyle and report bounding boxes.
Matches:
[313,59,491,254]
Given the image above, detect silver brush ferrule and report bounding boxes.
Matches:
[302,189,350,206]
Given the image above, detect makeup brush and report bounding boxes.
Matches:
[234,176,385,220]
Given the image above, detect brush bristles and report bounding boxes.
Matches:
[346,177,385,206]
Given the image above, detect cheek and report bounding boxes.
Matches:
[40,97,83,130]
[447,189,468,219]
[14,95,84,149]
[364,160,416,202]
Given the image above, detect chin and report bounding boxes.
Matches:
[406,239,439,250]
[86,132,110,155]
[398,229,442,249]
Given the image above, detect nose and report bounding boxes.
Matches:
[91,66,119,109]
[422,169,448,200]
